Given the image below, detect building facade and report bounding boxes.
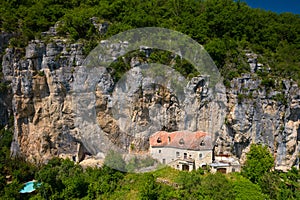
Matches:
[149,131,213,171]
[210,154,241,173]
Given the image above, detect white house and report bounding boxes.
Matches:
[210,154,241,174]
[149,130,213,171]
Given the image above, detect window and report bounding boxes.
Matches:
[232,168,235,172]
[159,149,161,153]
[200,140,205,146]
[162,159,166,164]
[199,153,202,159]
[177,165,180,169]
[168,136,171,143]
[157,137,162,143]
[184,153,187,159]
[176,152,180,157]
[179,138,184,145]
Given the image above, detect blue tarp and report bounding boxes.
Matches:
[19,180,41,193]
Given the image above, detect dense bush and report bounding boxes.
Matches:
[0,135,299,199]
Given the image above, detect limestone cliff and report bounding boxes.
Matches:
[2,37,85,162]
[221,74,300,171]
[1,30,299,170]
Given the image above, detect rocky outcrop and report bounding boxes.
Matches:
[217,72,300,170]
[0,32,14,127]
[0,32,13,54]
[1,31,299,170]
[4,38,86,162]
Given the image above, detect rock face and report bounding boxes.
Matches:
[0,32,14,127]
[219,74,300,170]
[1,33,299,170]
[3,38,86,162]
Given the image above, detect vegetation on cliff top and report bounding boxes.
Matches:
[0,0,299,84]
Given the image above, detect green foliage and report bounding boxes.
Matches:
[205,38,227,67]
[0,151,299,199]
[272,93,288,105]
[59,7,97,40]
[1,0,299,83]
[104,150,126,171]
[278,167,300,199]
[37,71,45,77]
[231,174,268,200]
[85,166,124,199]
[242,144,275,183]
[237,93,245,104]
[0,128,13,194]
[198,173,235,200]
[0,126,38,199]
[0,82,9,93]
[259,171,282,199]
[0,0,300,199]
[125,156,156,173]
[109,49,199,84]
[139,174,159,200]
[261,78,275,90]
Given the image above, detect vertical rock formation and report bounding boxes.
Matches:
[218,72,300,170]
[3,38,86,162]
[1,31,299,170]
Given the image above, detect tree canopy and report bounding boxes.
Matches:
[242,144,275,183]
[0,0,299,84]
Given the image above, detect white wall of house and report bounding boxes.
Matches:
[210,164,241,174]
[150,146,212,170]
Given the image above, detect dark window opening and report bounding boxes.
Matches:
[182,164,189,171]
[217,168,227,174]
[157,137,162,143]
[179,138,184,145]
[184,153,187,159]
[200,140,205,146]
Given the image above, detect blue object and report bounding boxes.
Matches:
[19,180,41,193]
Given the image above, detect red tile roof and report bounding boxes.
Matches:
[149,130,212,150]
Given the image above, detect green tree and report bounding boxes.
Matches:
[232,174,269,200]
[198,173,235,200]
[139,174,158,200]
[85,166,124,199]
[259,171,281,199]
[278,167,300,199]
[242,144,274,183]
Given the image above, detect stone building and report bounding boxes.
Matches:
[149,131,213,171]
[210,154,241,174]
